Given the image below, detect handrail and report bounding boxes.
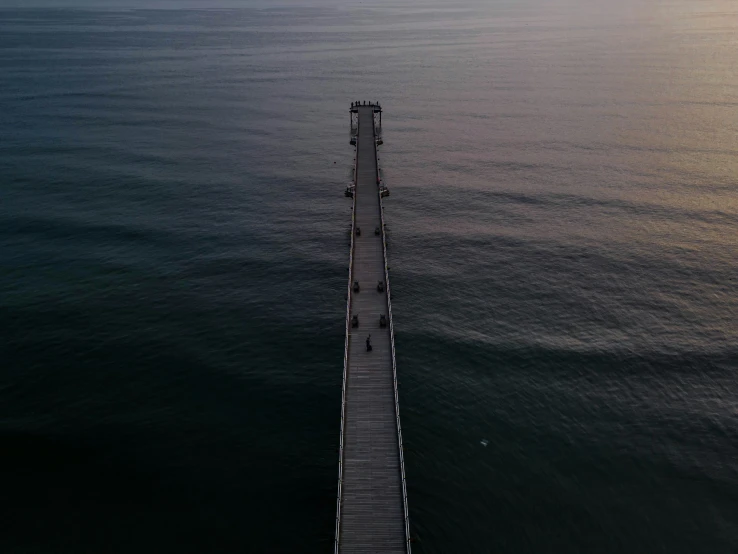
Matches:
[374,111,412,554]
[334,111,358,554]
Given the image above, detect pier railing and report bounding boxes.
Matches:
[334,114,359,554]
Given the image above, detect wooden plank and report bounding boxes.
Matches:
[337,105,408,553]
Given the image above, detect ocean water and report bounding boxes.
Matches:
[1,1,737,552]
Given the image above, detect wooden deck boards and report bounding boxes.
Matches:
[338,106,407,553]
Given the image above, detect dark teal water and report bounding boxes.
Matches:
[1,2,737,552]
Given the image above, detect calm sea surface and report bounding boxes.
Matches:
[1,1,737,552]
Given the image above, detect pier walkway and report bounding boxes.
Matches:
[335,103,410,554]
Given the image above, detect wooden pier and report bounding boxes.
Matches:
[335,102,410,554]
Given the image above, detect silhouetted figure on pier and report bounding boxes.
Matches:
[366,334,372,352]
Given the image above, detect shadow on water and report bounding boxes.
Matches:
[1,313,342,553]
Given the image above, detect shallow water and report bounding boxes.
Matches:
[1,1,737,552]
